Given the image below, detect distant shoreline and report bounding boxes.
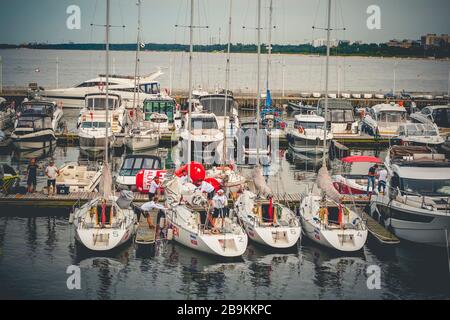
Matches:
[1,43,449,60]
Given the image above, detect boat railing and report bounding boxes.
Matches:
[390,186,450,214]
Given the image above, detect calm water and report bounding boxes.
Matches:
[1,49,449,94]
[0,109,449,300]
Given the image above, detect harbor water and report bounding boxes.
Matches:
[0,108,449,300]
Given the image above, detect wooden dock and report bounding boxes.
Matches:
[333,135,401,148]
[135,210,158,245]
[360,211,400,245]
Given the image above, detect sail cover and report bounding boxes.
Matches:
[316,165,341,202]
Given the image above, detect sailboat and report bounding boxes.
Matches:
[299,0,367,252]
[233,0,301,249]
[72,0,137,251]
[165,0,248,258]
[125,0,160,151]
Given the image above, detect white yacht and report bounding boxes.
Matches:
[197,94,240,137]
[361,103,408,138]
[11,100,63,150]
[396,123,444,147]
[370,145,450,247]
[287,113,333,155]
[234,190,301,249]
[115,154,163,191]
[410,105,450,136]
[179,112,224,165]
[41,71,163,109]
[316,99,359,137]
[77,93,125,153]
[236,121,271,165]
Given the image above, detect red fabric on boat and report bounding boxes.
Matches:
[174,162,206,182]
[341,155,382,163]
[268,197,273,222]
[204,177,221,191]
[101,202,106,225]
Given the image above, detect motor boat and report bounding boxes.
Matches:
[287,113,333,155]
[164,176,248,258]
[361,103,408,138]
[300,166,368,252]
[77,93,125,153]
[40,71,163,108]
[396,123,444,147]
[179,112,224,165]
[370,145,450,246]
[316,99,359,137]
[198,94,240,138]
[340,93,351,99]
[332,155,383,195]
[206,165,246,193]
[287,101,316,113]
[236,121,271,165]
[142,97,181,133]
[234,190,301,248]
[56,161,103,192]
[351,93,361,99]
[11,100,63,150]
[125,122,160,152]
[115,154,163,191]
[374,93,385,99]
[410,105,450,136]
[0,97,15,130]
[363,93,373,99]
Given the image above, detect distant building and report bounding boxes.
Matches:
[312,38,339,48]
[421,34,450,47]
[387,39,420,48]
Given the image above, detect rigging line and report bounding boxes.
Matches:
[201,0,211,91]
[196,0,205,91]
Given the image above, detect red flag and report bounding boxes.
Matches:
[268,197,273,222]
[101,202,106,225]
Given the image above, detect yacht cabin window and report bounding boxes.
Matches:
[400,178,450,196]
[119,157,161,176]
[294,121,324,129]
[139,83,160,94]
[377,111,406,122]
[191,117,218,130]
[77,81,118,88]
[17,116,52,130]
[81,121,110,129]
[87,98,118,110]
[143,100,175,121]
[326,109,355,123]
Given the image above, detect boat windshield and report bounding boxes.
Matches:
[400,124,438,136]
[139,82,160,94]
[86,98,118,110]
[119,157,161,176]
[378,111,406,122]
[326,109,355,122]
[143,100,174,121]
[191,117,218,130]
[294,121,324,129]
[17,116,52,130]
[400,178,450,196]
[81,121,110,129]
[199,96,234,115]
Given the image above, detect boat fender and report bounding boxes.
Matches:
[167,228,173,240]
[319,207,328,223]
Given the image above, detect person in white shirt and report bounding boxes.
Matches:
[212,189,228,218]
[196,180,215,199]
[179,169,191,185]
[139,196,167,228]
[148,176,161,201]
[45,160,59,196]
[377,167,388,193]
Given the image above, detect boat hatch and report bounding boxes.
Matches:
[272,231,288,243]
[337,233,355,245]
[218,238,237,251]
[93,233,110,246]
[326,206,340,225]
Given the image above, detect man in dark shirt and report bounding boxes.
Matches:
[27,158,38,193]
[367,164,378,195]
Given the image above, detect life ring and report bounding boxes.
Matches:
[298,126,304,134]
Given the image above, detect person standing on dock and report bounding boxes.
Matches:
[26,158,38,193]
[45,160,59,196]
[377,166,388,194]
[139,196,168,228]
[367,163,378,195]
[148,176,161,201]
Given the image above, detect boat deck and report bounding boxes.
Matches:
[358,211,400,245]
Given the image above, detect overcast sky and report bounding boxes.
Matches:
[0,0,449,45]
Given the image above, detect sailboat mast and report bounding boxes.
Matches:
[132,0,142,118]
[187,0,194,177]
[322,0,331,167]
[223,0,232,165]
[266,0,273,91]
[105,0,110,168]
[256,0,261,161]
